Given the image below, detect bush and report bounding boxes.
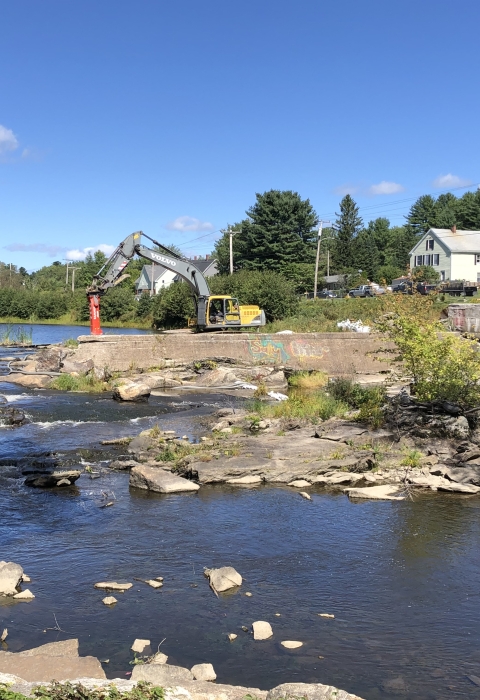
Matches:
[152,282,195,329]
[100,287,136,322]
[377,310,480,408]
[328,377,386,428]
[209,270,298,321]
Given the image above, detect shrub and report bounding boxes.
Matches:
[376,302,480,408]
[152,282,195,329]
[288,371,328,389]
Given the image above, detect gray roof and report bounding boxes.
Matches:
[413,228,480,254]
[187,259,217,275]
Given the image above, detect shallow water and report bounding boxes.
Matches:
[0,323,153,346]
[1,380,480,699]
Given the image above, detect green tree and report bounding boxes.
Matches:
[354,228,379,280]
[405,195,436,237]
[376,264,404,284]
[209,270,298,321]
[332,195,363,271]
[237,190,318,271]
[434,192,457,229]
[457,190,480,229]
[412,265,440,283]
[152,282,195,329]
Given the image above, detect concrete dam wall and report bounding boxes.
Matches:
[74,331,392,374]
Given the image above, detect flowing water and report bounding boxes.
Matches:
[1,332,480,699]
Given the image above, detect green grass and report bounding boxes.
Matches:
[264,295,458,334]
[49,373,109,393]
[0,324,33,346]
[249,392,348,422]
[288,370,328,389]
[62,338,79,348]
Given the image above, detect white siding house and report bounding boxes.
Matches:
[409,227,480,282]
[135,257,218,296]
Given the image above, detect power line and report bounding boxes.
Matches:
[317,182,479,223]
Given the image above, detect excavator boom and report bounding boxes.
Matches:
[87,231,265,334]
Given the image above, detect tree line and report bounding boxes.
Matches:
[1,187,480,326]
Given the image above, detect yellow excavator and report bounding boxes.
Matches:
[86,231,266,335]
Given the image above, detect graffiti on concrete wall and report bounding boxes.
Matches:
[247,336,329,365]
[248,337,290,364]
[289,339,328,361]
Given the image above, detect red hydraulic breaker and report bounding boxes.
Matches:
[88,293,103,335]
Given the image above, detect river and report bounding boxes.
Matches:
[1,328,480,699]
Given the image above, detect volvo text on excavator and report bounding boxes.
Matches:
[86,231,266,335]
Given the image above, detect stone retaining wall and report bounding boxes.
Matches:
[448,303,480,333]
[74,332,392,374]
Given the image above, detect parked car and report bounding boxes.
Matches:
[317,290,338,298]
[348,285,385,297]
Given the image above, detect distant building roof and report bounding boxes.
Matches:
[187,258,218,275]
[411,228,480,254]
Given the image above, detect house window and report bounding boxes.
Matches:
[433,254,439,266]
[476,255,480,265]
[424,254,431,266]
[415,255,423,266]
[441,271,446,281]
[426,239,434,250]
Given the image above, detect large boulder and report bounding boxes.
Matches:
[191,663,216,681]
[0,639,105,682]
[345,485,406,501]
[204,566,242,593]
[0,561,23,596]
[35,347,64,372]
[113,381,151,402]
[0,407,28,426]
[7,374,52,389]
[60,359,94,375]
[130,465,200,493]
[131,663,193,683]
[24,470,81,488]
[267,683,364,700]
[252,621,273,640]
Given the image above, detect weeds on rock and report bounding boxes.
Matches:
[0,681,165,700]
[62,338,79,348]
[50,373,109,393]
[328,378,386,428]
[288,371,328,389]
[401,449,423,469]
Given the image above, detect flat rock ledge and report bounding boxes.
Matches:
[3,677,363,700]
[130,465,200,493]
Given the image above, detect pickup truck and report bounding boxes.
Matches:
[348,285,385,297]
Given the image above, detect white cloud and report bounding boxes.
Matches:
[433,173,473,189]
[368,181,405,196]
[0,124,19,155]
[165,216,214,233]
[65,244,116,261]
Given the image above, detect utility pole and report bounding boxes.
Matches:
[64,260,70,286]
[314,221,330,298]
[71,267,80,292]
[229,227,235,275]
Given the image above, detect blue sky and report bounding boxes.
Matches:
[1,0,479,271]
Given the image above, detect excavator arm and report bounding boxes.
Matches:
[87,230,265,335]
[87,231,211,297]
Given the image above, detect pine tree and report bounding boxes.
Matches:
[354,229,379,280]
[332,195,363,271]
[405,195,437,237]
[457,190,480,229]
[236,190,318,272]
[434,193,457,229]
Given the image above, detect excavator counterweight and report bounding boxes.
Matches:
[86,231,266,334]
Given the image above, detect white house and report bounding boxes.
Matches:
[135,257,218,296]
[409,227,480,282]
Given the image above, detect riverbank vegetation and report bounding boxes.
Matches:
[0,681,164,700]
[0,324,33,346]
